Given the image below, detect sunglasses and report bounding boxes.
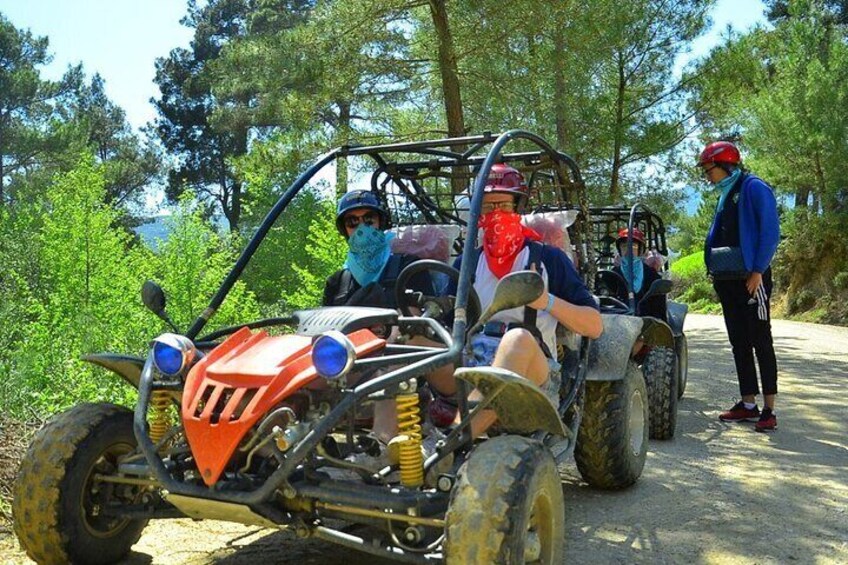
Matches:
[702,165,718,176]
[481,201,516,214]
[344,211,379,229]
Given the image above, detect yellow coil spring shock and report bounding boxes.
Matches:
[395,392,424,487]
[149,391,172,446]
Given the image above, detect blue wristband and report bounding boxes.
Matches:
[543,293,555,314]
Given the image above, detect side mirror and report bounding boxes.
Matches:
[142,280,167,315]
[469,270,545,335]
[142,280,179,333]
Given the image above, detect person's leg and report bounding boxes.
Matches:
[468,329,549,437]
[715,280,759,401]
[750,270,778,410]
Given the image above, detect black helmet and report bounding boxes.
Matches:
[335,190,389,236]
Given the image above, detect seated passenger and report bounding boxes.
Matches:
[612,227,667,320]
[438,164,603,437]
[322,190,440,450]
[323,190,432,309]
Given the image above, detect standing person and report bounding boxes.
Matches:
[448,164,603,437]
[700,141,781,432]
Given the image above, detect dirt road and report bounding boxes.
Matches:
[2,314,847,564]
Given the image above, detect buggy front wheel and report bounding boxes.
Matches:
[444,435,564,564]
[12,403,148,565]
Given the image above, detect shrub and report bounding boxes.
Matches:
[669,251,721,313]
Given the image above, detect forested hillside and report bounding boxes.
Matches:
[1,0,847,418]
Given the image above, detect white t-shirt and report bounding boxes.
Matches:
[475,246,558,354]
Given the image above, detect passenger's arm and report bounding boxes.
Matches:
[529,292,603,339]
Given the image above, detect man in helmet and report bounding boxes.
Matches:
[440,163,603,437]
[323,190,432,309]
[611,227,667,320]
[699,141,780,432]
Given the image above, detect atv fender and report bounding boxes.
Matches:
[586,314,644,382]
[81,353,145,390]
[667,301,688,337]
[455,367,566,436]
[640,317,675,349]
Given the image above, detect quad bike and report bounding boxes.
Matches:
[13,131,650,565]
[590,205,689,440]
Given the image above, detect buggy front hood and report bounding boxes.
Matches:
[182,326,385,486]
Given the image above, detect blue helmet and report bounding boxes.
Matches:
[335,190,389,236]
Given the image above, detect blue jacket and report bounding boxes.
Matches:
[705,174,780,274]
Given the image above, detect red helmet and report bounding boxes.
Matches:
[698,141,741,166]
[617,227,646,246]
[483,163,528,201]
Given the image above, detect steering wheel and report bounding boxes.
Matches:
[394,259,481,329]
[598,295,631,313]
[594,269,633,314]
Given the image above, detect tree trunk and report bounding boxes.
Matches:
[794,186,810,208]
[609,54,626,202]
[429,0,467,194]
[336,101,351,197]
[553,29,568,152]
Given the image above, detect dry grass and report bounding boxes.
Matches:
[0,416,41,531]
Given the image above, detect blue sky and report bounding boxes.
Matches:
[0,0,768,132]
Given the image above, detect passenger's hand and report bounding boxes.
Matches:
[529,291,551,311]
[746,272,763,295]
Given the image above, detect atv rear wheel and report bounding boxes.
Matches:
[444,436,564,564]
[12,403,148,565]
[643,346,678,440]
[676,334,689,399]
[574,361,648,489]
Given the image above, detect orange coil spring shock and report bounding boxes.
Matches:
[396,392,424,487]
[149,391,172,446]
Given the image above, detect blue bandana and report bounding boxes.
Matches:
[715,168,742,213]
[619,255,645,294]
[344,224,395,287]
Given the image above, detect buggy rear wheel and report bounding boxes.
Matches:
[643,346,678,440]
[12,403,148,565]
[574,361,648,489]
[444,436,564,564]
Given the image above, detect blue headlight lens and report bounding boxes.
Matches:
[312,333,353,379]
[153,341,184,375]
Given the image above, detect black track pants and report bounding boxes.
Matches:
[713,269,778,397]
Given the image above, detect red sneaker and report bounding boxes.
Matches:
[719,401,760,422]
[755,408,777,432]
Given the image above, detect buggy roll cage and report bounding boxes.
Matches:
[132,130,592,508]
[591,203,668,313]
[185,130,590,342]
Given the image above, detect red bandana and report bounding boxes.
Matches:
[478,210,542,279]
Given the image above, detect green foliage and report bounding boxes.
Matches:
[0,13,82,205]
[0,158,261,417]
[154,193,261,332]
[281,201,347,309]
[669,251,721,314]
[1,156,156,415]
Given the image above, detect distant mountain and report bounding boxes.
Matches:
[134,216,170,250]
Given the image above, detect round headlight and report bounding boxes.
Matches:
[152,333,196,376]
[312,331,356,380]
